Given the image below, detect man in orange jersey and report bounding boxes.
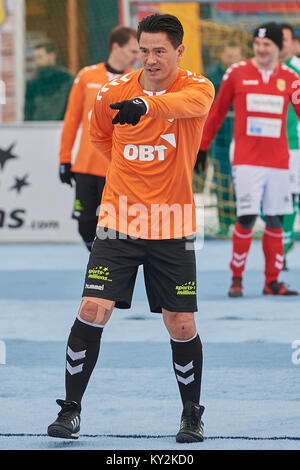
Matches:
[59,26,139,251]
[48,14,214,443]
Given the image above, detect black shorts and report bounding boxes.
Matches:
[72,173,106,222]
[82,230,198,314]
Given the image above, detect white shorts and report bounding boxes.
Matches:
[289,149,300,194]
[232,165,293,217]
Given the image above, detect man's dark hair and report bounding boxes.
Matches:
[137,13,184,49]
[280,22,296,39]
[35,41,59,55]
[108,26,137,52]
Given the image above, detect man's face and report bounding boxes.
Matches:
[279,28,295,61]
[34,48,56,67]
[253,37,279,67]
[139,31,184,85]
[221,46,242,68]
[113,36,139,70]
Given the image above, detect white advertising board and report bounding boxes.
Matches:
[0,122,81,242]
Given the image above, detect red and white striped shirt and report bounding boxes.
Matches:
[201,59,300,169]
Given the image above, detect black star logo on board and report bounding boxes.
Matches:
[0,143,18,170]
[9,174,30,194]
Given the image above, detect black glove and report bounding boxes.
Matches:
[194,150,208,174]
[59,163,74,186]
[110,98,147,126]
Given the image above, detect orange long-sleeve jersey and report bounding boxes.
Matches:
[59,62,129,176]
[90,68,215,239]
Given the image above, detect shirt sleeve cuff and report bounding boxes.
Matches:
[138,97,149,115]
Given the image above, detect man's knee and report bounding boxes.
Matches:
[162,310,196,341]
[265,215,283,229]
[78,297,115,326]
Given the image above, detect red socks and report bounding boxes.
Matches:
[262,227,284,284]
[230,223,284,284]
[230,223,253,278]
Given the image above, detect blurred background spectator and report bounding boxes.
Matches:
[24,42,74,120]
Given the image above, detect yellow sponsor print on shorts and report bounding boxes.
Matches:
[176,281,196,295]
[88,266,112,282]
[74,199,84,212]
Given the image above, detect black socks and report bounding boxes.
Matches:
[65,319,203,409]
[170,334,203,405]
[65,317,103,405]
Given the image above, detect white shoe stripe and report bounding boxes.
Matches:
[71,416,79,430]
